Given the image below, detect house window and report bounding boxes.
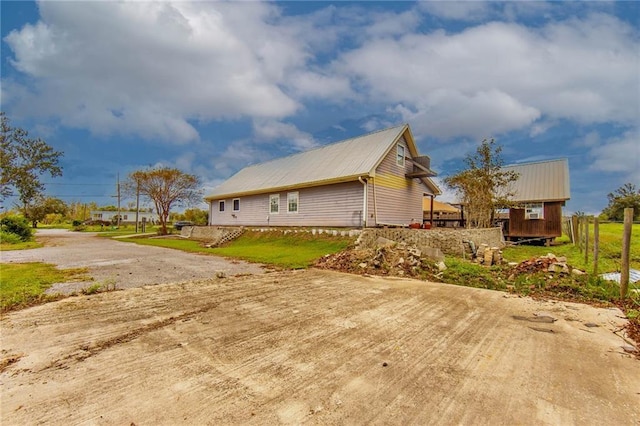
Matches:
[123,215,128,220]
[525,203,544,220]
[269,194,279,214]
[287,192,299,213]
[233,198,240,211]
[219,201,225,212]
[396,144,405,166]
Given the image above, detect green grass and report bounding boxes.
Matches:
[0,263,91,312]
[502,222,639,273]
[125,231,354,269]
[0,241,42,251]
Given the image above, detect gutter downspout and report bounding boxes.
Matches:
[358,177,368,228]
[372,177,378,226]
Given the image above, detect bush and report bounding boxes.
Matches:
[0,216,33,242]
[0,230,24,244]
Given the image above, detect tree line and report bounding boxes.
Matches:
[1,113,204,234]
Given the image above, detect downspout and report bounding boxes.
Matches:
[358,177,368,228]
[372,177,378,226]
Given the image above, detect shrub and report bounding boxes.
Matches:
[0,230,23,244]
[0,216,33,242]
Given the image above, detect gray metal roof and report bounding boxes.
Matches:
[503,158,570,203]
[206,124,439,199]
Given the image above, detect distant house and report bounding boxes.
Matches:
[205,124,441,228]
[499,158,570,242]
[90,210,158,225]
[422,199,462,228]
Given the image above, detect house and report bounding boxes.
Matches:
[90,210,158,225]
[205,124,441,228]
[499,158,570,242]
[422,199,462,228]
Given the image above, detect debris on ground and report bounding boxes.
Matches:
[511,253,585,276]
[316,241,439,278]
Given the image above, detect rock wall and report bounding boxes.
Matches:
[356,227,505,256]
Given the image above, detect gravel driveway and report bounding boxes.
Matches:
[0,229,266,294]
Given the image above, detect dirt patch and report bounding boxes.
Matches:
[1,269,638,425]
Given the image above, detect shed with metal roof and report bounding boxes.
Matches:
[499,158,571,242]
[205,124,440,228]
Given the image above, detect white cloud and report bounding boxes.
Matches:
[252,119,316,151]
[334,14,639,140]
[3,1,303,143]
[589,129,640,183]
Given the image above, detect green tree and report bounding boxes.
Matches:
[183,208,208,225]
[1,112,63,218]
[128,167,202,235]
[601,183,640,221]
[444,139,519,228]
[26,196,68,228]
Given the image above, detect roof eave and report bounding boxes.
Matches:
[204,173,370,201]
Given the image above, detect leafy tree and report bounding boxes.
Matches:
[25,196,68,228]
[1,112,63,216]
[128,167,202,234]
[444,139,519,228]
[601,183,640,221]
[183,208,208,225]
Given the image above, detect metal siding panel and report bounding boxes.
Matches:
[503,159,570,203]
[210,182,364,227]
[372,141,425,225]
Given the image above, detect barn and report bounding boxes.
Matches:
[205,124,441,228]
[499,158,570,243]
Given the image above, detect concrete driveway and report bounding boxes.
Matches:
[0,229,266,293]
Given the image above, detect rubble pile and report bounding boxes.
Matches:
[316,239,442,278]
[512,253,585,276]
[473,244,503,266]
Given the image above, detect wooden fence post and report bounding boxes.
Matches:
[571,215,579,246]
[584,217,589,265]
[620,208,633,298]
[593,218,599,275]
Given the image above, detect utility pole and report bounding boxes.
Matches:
[117,173,121,227]
[135,179,140,233]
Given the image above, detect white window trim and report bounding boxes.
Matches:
[233,198,240,212]
[525,202,544,220]
[396,144,405,167]
[269,194,280,214]
[287,192,299,214]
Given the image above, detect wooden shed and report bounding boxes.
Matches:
[205,124,441,228]
[499,159,570,243]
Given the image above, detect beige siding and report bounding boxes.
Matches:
[370,138,426,226]
[210,181,365,227]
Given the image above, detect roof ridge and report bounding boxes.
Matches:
[503,157,568,168]
[241,123,407,170]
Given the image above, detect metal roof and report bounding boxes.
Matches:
[423,199,460,213]
[502,158,570,203]
[206,124,440,199]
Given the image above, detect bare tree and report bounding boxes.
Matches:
[128,167,202,234]
[444,139,519,228]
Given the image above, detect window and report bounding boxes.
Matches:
[269,194,280,214]
[396,144,405,166]
[287,192,299,213]
[219,201,225,212]
[123,215,128,220]
[233,198,240,211]
[525,203,544,220]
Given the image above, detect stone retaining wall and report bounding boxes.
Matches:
[356,227,505,256]
[180,226,244,244]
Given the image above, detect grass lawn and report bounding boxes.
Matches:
[0,241,42,251]
[126,231,354,269]
[0,263,91,312]
[502,222,639,273]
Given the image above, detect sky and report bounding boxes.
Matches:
[1,0,638,214]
